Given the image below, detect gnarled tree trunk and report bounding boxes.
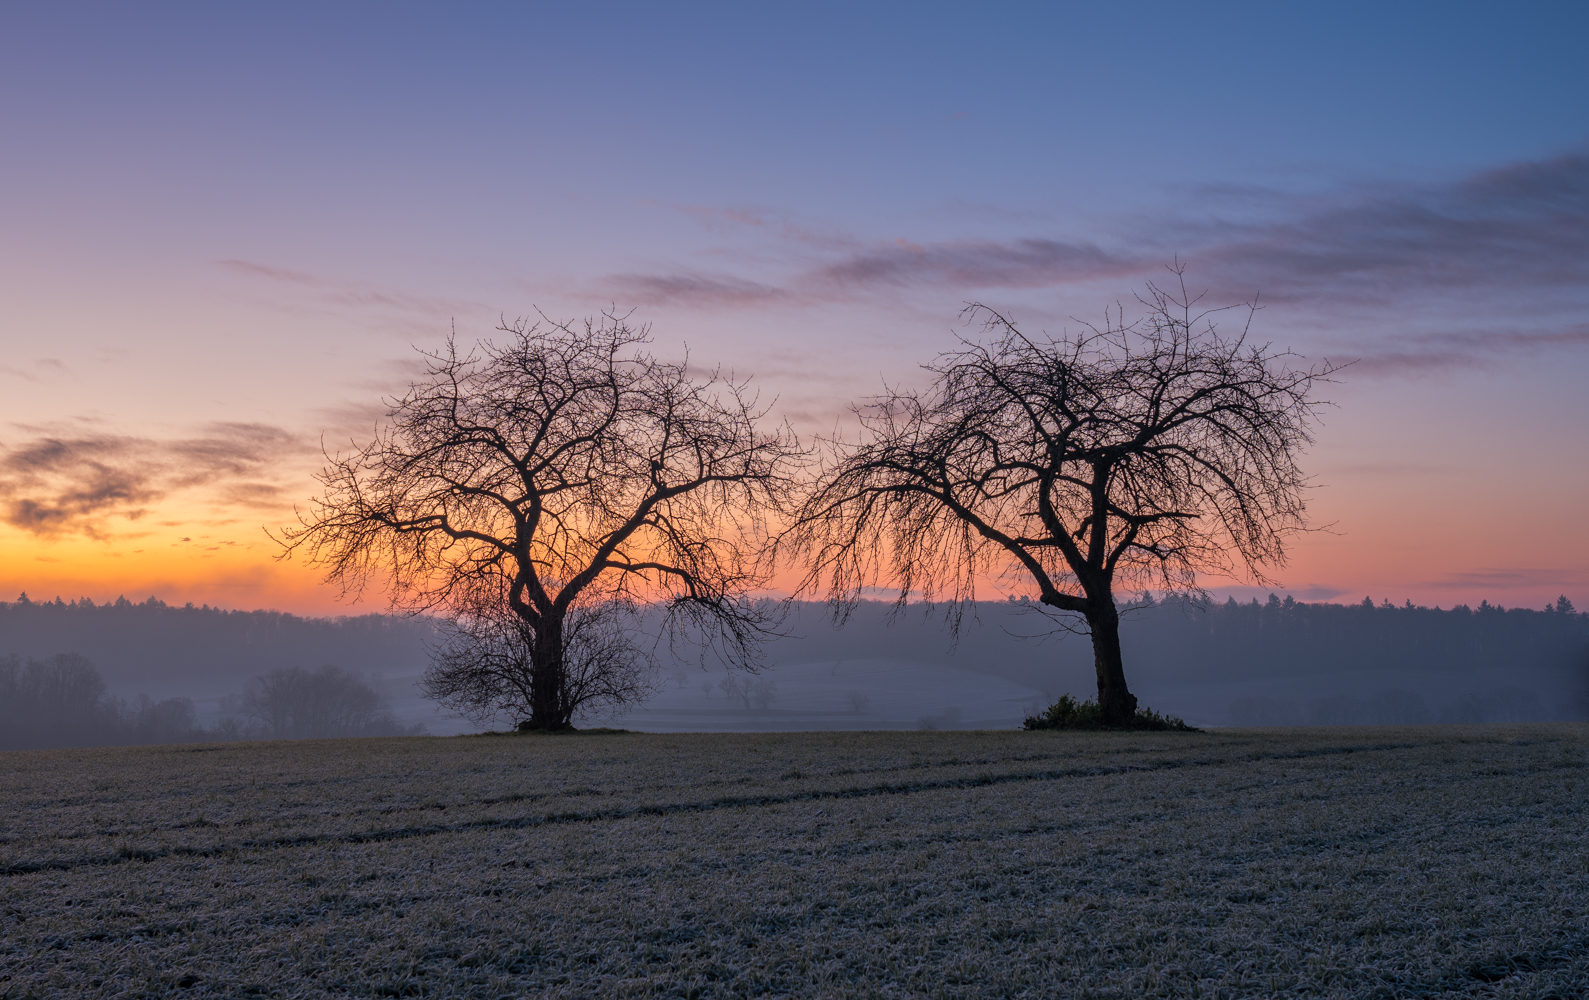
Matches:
[1086,601,1137,726]
[522,615,572,730]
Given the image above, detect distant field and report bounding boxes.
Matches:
[3,726,1586,998]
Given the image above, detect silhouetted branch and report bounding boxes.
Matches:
[281,312,805,728]
[780,268,1340,724]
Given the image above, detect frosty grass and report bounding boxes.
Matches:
[2,725,1587,998]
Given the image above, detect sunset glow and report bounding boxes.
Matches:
[2,3,1585,616]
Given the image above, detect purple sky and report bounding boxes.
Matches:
[1,2,1585,613]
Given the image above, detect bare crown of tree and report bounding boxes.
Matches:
[782,272,1339,725]
[280,313,804,728]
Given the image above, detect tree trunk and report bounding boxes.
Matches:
[1087,602,1138,726]
[523,615,573,731]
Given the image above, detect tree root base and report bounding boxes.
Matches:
[1024,695,1200,732]
[517,724,632,735]
[516,720,575,733]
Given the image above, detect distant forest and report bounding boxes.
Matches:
[0,590,1585,747]
[0,654,423,751]
[0,593,435,700]
[766,592,1588,678]
[0,595,436,751]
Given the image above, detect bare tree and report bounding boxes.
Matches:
[0,653,107,749]
[784,273,1338,726]
[422,594,658,728]
[240,665,419,739]
[280,313,802,730]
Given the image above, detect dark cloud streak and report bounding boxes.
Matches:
[1191,150,1589,307]
[1347,324,1589,376]
[596,149,1589,374]
[0,424,307,539]
[812,238,1141,291]
[599,273,789,308]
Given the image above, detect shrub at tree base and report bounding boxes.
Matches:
[503,725,632,736]
[1024,694,1200,732]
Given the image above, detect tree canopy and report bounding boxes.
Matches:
[785,275,1338,724]
[281,313,803,728]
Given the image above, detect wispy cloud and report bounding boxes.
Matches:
[1345,324,1589,375]
[0,358,72,383]
[0,423,309,539]
[674,205,846,247]
[217,260,327,286]
[1185,150,1589,307]
[598,273,790,308]
[599,238,1140,308]
[1422,567,1587,591]
[597,149,1589,374]
[217,259,484,321]
[1292,584,1352,601]
[811,238,1140,291]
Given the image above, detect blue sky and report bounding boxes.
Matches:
[1,1,1586,611]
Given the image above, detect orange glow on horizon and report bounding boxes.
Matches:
[2,447,1584,618]
[0,520,376,617]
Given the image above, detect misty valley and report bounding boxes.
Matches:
[1,591,1584,751]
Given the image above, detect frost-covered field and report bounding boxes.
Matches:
[373,658,1054,738]
[613,658,1047,733]
[3,726,1587,998]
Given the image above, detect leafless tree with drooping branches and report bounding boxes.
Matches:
[421,591,659,729]
[279,312,804,729]
[781,270,1340,726]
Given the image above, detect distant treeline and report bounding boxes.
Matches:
[4,591,1581,687]
[0,653,202,750]
[0,593,435,700]
[763,593,1588,678]
[754,594,1589,725]
[1140,594,1589,725]
[0,591,1585,736]
[1126,593,1587,682]
[0,653,425,752]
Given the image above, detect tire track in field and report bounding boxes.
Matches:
[0,740,1460,877]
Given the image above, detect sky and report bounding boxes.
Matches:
[1,1,1586,616]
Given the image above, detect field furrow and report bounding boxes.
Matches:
[2,726,1586,998]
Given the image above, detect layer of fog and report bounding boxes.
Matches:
[605,597,1587,732]
[0,593,1584,748]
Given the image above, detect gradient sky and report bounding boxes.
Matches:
[2,1,1586,615]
